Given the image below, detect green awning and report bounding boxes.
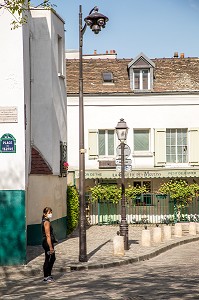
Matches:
[75,169,199,179]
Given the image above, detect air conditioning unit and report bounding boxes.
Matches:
[99,160,116,169]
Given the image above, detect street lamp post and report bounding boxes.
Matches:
[79,5,108,262]
[115,118,129,250]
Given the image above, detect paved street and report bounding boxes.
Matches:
[1,240,199,300]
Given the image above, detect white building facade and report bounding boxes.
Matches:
[66,52,199,221]
[0,6,67,265]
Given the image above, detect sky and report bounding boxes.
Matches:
[31,0,199,59]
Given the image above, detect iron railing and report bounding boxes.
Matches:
[86,194,199,225]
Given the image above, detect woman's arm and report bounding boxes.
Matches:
[44,221,54,253]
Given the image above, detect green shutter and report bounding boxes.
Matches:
[108,130,115,155]
[188,128,199,165]
[88,130,98,159]
[154,128,166,166]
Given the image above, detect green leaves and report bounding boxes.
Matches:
[0,0,54,29]
[158,179,199,205]
[125,185,148,201]
[67,186,79,235]
[90,184,121,203]
[89,184,148,203]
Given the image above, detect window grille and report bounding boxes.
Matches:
[60,141,68,176]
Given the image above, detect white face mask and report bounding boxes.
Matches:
[47,213,52,219]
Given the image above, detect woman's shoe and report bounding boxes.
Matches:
[43,276,55,283]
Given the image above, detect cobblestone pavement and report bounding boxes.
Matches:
[1,225,199,299]
[1,240,199,299]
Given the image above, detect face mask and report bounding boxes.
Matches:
[47,213,52,219]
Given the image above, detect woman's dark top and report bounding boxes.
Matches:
[42,217,55,242]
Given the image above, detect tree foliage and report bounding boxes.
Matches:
[90,184,121,203]
[125,184,148,201]
[0,0,54,29]
[158,179,199,206]
[89,184,148,204]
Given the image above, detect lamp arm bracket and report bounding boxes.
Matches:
[89,6,98,15]
[81,23,87,36]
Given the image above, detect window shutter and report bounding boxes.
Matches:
[188,128,199,165]
[88,130,98,160]
[154,128,166,166]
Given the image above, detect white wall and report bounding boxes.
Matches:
[0,8,27,190]
[27,175,67,224]
[67,94,199,170]
[23,14,32,186]
[0,7,68,244]
[30,9,67,175]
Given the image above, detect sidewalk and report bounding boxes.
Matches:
[1,224,199,279]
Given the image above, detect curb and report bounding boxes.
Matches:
[67,235,199,271]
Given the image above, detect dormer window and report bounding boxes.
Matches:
[102,72,114,83]
[134,69,150,90]
[128,53,155,91]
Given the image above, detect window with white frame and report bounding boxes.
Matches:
[128,53,155,91]
[155,127,199,166]
[134,129,150,152]
[133,69,149,90]
[166,129,188,163]
[98,130,115,156]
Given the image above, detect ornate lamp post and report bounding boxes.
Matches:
[79,5,108,262]
[115,118,129,250]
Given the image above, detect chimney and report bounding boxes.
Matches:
[174,52,178,58]
[106,50,108,54]
[180,53,184,58]
[94,50,97,55]
[110,50,113,54]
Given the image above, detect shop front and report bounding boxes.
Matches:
[70,169,199,225]
[74,168,199,192]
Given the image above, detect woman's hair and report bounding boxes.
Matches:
[42,207,52,219]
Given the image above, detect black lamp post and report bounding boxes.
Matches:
[115,118,129,250]
[79,5,108,262]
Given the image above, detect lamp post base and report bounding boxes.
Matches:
[120,221,129,250]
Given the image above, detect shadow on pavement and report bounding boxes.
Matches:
[1,261,199,300]
[87,240,111,260]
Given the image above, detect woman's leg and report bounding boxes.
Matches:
[43,250,51,277]
[42,240,52,278]
[42,240,56,277]
[48,252,56,276]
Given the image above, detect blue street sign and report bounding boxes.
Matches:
[0,133,16,153]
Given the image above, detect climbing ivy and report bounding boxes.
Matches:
[67,186,79,234]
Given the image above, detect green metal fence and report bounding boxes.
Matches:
[86,194,199,225]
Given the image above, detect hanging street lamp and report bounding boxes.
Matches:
[79,5,109,262]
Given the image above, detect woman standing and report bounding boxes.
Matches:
[42,207,56,283]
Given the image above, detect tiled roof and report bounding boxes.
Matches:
[66,57,199,95]
[31,147,52,175]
